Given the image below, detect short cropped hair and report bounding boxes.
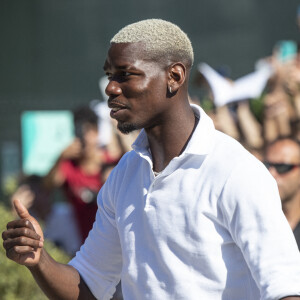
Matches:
[73,106,98,127]
[111,19,194,68]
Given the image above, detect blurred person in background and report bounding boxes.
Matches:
[9,174,81,256]
[262,41,299,143]
[44,105,126,299]
[43,105,124,245]
[264,137,300,250]
[282,42,300,140]
[10,174,51,221]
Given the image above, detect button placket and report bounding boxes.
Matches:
[145,174,158,211]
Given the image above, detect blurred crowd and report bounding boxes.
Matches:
[194,40,300,159]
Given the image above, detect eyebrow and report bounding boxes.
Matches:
[103,63,138,72]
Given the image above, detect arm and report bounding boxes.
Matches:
[222,159,300,299]
[262,60,294,142]
[2,199,96,300]
[215,105,240,141]
[263,91,292,143]
[43,139,82,190]
[236,100,263,149]
[29,250,96,300]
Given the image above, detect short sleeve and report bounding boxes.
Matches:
[68,178,122,300]
[221,159,300,300]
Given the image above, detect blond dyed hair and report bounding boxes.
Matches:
[111,19,194,68]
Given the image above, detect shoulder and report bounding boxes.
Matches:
[114,149,140,169]
[103,150,140,184]
[207,130,265,179]
[209,130,278,204]
[213,133,280,220]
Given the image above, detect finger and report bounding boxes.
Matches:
[3,236,43,250]
[13,245,37,254]
[13,198,31,220]
[6,219,35,231]
[2,227,41,241]
[6,246,35,261]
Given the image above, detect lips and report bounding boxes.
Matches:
[108,100,128,118]
[111,107,123,112]
[108,99,127,109]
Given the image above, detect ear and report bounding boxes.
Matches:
[168,63,186,95]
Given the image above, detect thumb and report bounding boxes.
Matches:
[13,198,44,240]
[13,198,32,220]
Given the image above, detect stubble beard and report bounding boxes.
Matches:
[117,122,140,134]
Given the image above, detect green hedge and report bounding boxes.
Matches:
[0,203,70,300]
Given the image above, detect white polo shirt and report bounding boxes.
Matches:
[69,104,300,300]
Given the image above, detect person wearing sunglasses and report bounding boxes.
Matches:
[264,137,300,250]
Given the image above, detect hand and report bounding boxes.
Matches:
[61,139,82,160]
[264,92,291,119]
[2,199,44,267]
[282,62,300,96]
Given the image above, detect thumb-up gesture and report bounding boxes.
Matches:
[2,199,44,267]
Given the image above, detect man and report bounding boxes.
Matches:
[2,19,300,300]
[264,137,300,249]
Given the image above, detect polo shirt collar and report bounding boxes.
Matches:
[131,128,151,160]
[184,104,215,155]
[132,104,215,157]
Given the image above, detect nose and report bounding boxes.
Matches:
[105,80,122,97]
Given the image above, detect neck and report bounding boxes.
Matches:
[282,192,300,230]
[147,102,196,173]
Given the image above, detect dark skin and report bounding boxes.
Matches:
[104,42,195,172]
[2,42,300,300]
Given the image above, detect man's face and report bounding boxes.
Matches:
[82,125,99,149]
[265,140,300,203]
[103,42,169,134]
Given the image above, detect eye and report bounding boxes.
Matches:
[105,72,113,80]
[105,71,135,82]
[120,71,132,77]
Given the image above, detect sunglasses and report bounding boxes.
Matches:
[264,161,300,174]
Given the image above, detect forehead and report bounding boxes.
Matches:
[103,42,160,70]
[266,140,300,161]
